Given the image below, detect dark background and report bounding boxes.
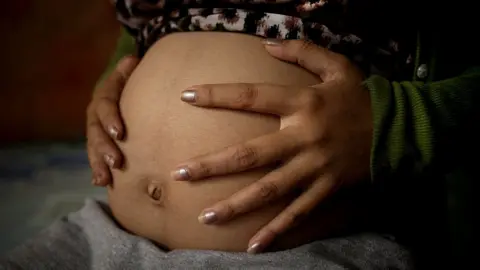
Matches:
[1,0,120,143]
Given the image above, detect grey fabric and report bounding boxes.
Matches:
[0,199,414,270]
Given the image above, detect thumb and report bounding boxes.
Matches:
[263,39,338,81]
[95,55,140,100]
[115,55,140,79]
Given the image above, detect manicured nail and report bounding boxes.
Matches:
[262,38,283,46]
[247,242,262,254]
[181,90,197,103]
[198,210,217,224]
[104,154,115,168]
[92,173,102,186]
[171,167,191,181]
[108,126,119,139]
[92,172,103,185]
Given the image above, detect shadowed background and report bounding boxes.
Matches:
[0,0,134,254]
[1,0,123,142]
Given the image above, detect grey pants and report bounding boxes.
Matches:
[0,199,413,270]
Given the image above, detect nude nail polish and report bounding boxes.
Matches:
[181,90,197,103]
[104,154,115,168]
[93,172,104,185]
[92,174,101,185]
[108,126,119,139]
[247,242,262,254]
[262,38,283,46]
[171,167,191,181]
[198,211,217,224]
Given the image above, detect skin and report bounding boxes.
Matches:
[86,35,372,252]
[99,32,368,252]
[174,39,373,252]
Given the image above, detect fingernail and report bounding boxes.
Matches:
[181,90,197,103]
[104,154,115,168]
[198,210,217,224]
[93,178,102,186]
[171,167,191,181]
[108,126,119,139]
[262,38,283,46]
[92,173,103,185]
[247,242,262,254]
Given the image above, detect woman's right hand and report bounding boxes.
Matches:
[86,56,139,186]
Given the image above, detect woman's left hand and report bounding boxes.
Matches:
[172,39,373,253]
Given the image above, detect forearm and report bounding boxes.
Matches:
[366,68,480,180]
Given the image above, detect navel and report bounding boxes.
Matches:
[147,181,165,206]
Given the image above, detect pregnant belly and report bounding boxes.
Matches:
[108,32,348,251]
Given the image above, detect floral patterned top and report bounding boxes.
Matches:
[114,0,417,80]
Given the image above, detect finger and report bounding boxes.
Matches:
[95,97,125,140]
[197,151,318,224]
[180,83,301,115]
[171,128,300,181]
[262,39,342,81]
[92,56,139,140]
[246,175,335,254]
[86,121,123,171]
[94,55,139,100]
[87,141,112,187]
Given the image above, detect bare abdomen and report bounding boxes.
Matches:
[108,32,340,251]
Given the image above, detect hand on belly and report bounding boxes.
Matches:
[107,32,370,252]
[168,39,374,253]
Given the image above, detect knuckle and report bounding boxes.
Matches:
[203,85,215,105]
[85,129,98,147]
[97,99,120,125]
[106,71,126,89]
[298,88,323,111]
[114,69,128,85]
[97,96,116,109]
[330,54,352,76]
[86,119,100,133]
[88,130,118,156]
[303,126,329,146]
[108,147,121,160]
[295,90,327,146]
[296,40,317,66]
[86,125,104,142]
[91,142,108,159]
[234,83,258,109]
[88,97,111,118]
[103,108,119,124]
[200,85,214,106]
[263,225,281,239]
[335,54,351,68]
[92,161,105,172]
[222,202,237,220]
[195,161,212,177]
[298,39,316,51]
[256,181,280,202]
[283,210,306,227]
[93,167,109,182]
[230,145,259,170]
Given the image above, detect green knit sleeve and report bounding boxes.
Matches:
[95,28,137,89]
[365,67,480,181]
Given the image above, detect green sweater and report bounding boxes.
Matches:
[366,22,479,265]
